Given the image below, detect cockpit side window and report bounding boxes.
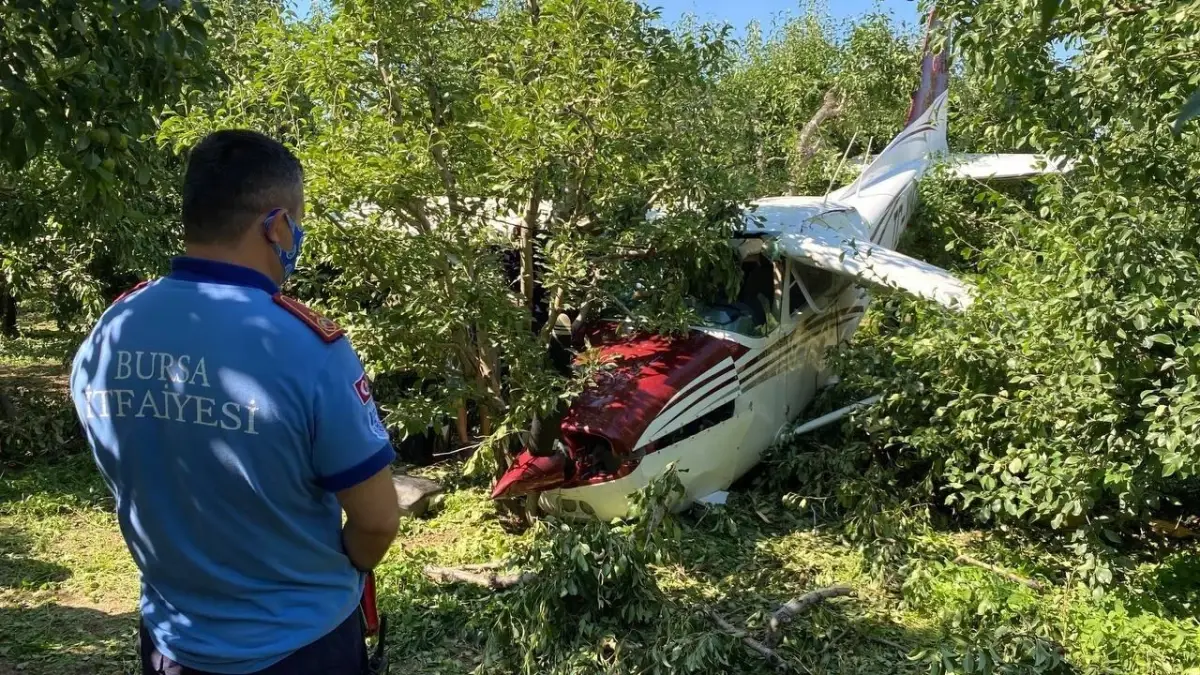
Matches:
[788,260,842,317]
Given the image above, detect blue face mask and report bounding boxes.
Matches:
[265,209,304,283]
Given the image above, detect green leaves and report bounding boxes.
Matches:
[473,465,692,672]
[153,0,756,444]
[0,0,219,329]
[781,0,1200,590]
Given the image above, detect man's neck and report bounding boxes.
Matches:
[184,244,277,284]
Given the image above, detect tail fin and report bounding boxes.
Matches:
[904,6,950,127]
[831,6,950,201]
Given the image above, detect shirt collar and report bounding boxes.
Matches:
[168,256,279,295]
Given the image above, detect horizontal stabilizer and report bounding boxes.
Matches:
[943,153,1074,180]
[848,152,1073,182]
[775,223,974,310]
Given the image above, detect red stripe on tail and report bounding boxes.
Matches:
[904,5,950,127]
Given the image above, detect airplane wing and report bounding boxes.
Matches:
[942,153,1074,181]
[848,152,1073,181]
[774,221,974,310]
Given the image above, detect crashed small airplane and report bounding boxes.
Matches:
[490,7,1070,521]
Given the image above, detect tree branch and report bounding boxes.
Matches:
[794,88,844,165]
[537,286,566,344]
[424,564,536,590]
[570,269,604,335]
[422,76,462,219]
[707,608,790,672]
[954,555,1045,591]
[763,585,853,647]
[521,180,544,312]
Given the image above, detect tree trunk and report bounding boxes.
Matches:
[455,403,470,444]
[520,181,543,313]
[0,277,17,339]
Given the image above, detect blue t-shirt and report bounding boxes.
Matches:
[69,256,395,674]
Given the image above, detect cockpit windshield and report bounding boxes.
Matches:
[696,250,780,337]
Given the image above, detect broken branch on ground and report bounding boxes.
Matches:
[953,554,1045,591]
[763,585,853,647]
[423,564,536,590]
[706,607,790,672]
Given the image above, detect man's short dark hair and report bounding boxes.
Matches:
[182,130,303,244]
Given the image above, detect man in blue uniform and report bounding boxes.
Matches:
[69,129,400,674]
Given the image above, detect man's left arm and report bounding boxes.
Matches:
[310,341,400,570]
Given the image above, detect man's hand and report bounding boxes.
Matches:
[337,466,400,572]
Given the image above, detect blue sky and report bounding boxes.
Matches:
[648,0,921,34]
[290,1,925,33]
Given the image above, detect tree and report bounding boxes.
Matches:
[159,0,752,477]
[716,8,919,195]
[0,1,220,332]
[811,0,1200,585]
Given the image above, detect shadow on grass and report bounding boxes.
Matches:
[662,497,938,674]
[0,603,137,675]
[0,526,72,589]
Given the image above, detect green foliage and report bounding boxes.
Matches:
[472,465,731,673]
[157,0,753,447]
[4,2,1200,671]
[0,315,85,464]
[0,387,83,463]
[718,7,919,193]
[755,0,1200,590]
[906,560,1072,674]
[0,0,220,325]
[4,453,1197,674]
[0,0,213,174]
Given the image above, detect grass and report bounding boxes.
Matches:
[0,456,139,675]
[2,319,1199,674]
[2,453,1200,674]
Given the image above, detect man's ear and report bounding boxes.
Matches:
[263,209,287,246]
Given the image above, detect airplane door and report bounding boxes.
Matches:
[783,260,842,424]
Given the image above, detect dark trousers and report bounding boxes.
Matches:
[140,609,367,675]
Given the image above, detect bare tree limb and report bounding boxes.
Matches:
[764,585,853,647]
[570,269,605,335]
[537,286,567,344]
[954,555,1045,591]
[794,88,845,165]
[707,608,790,672]
[424,565,536,590]
[1149,518,1196,539]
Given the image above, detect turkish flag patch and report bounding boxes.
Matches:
[353,373,372,404]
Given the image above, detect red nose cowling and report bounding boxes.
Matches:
[490,452,568,499]
[490,325,746,500]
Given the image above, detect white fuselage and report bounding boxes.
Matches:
[539,93,951,521]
